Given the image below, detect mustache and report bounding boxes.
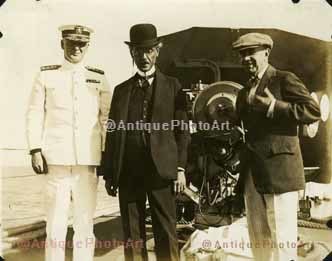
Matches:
[138,60,151,65]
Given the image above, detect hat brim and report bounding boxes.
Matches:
[233,44,271,51]
[124,38,161,48]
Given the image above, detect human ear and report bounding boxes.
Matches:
[265,49,270,57]
[156,42,163,56]
[129,47,134,58]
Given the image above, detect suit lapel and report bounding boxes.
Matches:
[256,65,276,95]
[241,65,276,125]
[152,69,168,122]
[116,76,136,178]
[118,76,136,123]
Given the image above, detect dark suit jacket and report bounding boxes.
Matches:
[236,65,321,194]
[101,69,190,188]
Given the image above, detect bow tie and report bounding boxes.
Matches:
[247,74,259,88]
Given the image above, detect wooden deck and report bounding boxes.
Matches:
[2,166,120,229]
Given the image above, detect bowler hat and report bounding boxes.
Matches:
[125,23,161,48]
[232,33,273,51]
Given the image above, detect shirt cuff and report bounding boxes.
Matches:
[30,148,42,155]
[177,167,185,172]
[266,98,276,118]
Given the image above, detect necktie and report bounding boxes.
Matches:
[247,75,259,104]
[140,78,150,92]
[136,74,155,144]
[136,73,155,91]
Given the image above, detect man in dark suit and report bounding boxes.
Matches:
[100,24,190,261]
[233,33,321,261]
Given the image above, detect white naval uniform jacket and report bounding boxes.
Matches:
[26,60,112,166]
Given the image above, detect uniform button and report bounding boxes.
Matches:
[74,97,78,100]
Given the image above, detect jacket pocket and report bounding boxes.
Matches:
[270,140,296,155]
[45,86,71,109]
[87,84,101,95]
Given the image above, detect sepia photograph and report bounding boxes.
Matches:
[1,0,332,260]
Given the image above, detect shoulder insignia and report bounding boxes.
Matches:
[40,65,61,71]
[85,66,104,75]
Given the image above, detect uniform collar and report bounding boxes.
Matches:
[61,58,85,72]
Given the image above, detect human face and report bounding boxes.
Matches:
[239,47,269,76]
[61,39,89,64]
[131,46,159,72]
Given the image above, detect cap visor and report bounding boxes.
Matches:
[234,45,270,52]
[64,36,90,42]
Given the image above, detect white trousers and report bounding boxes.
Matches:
[44,165,98,261]
[244,172,298,261]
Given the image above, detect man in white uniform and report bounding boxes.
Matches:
[26,24,111,261]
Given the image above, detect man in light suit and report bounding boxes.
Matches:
[26,24,111,261]
[233,33,321,261]
[100,23,190,261]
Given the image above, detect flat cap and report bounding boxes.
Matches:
[232,33,273,51]
[58,24,94,42]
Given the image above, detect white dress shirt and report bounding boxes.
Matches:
[137,65,156,85]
